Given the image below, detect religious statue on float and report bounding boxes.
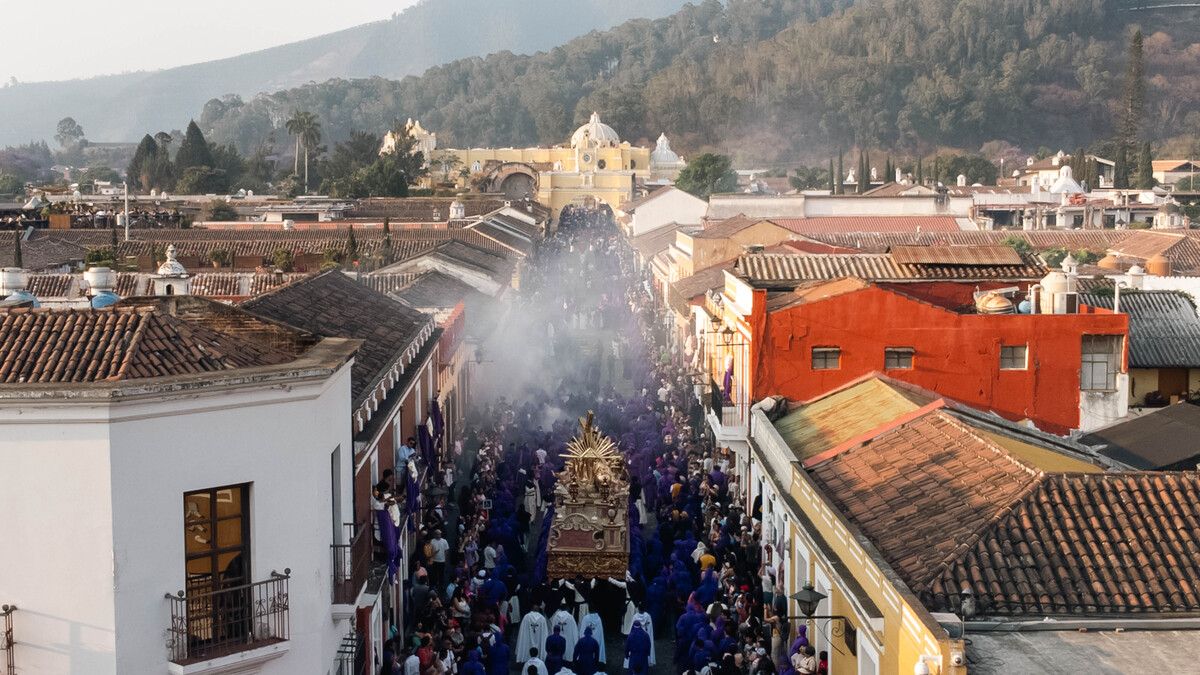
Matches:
[546,411,630,579]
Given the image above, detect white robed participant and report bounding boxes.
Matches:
[630,608,655,665]
[578,613,606,664]
[609,573,638,635]
[516,608,548,663]
[549,605,579,661]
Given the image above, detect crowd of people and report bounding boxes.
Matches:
[379,205,827,675]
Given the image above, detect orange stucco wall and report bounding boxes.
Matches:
[749,284,1129,432]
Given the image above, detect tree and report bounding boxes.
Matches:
[84,246,118,269]
[674,153,737,199]
[1118,30,1146,156]
[207,249,229,267]
[76,166,120,191]
[207,201,239,222]
[12,231,21,268]
[285,110,322,193]
[836,149,844,195]
[0,173,22,196]
[175,121,214,173]
[55,117,85,150]
[1136,142,1156,189]
[1000,235,1033,255]
[1114,146,1130,189]
[827,157,835,192]
[127,135,160,193]
[272,248,294,273]
[916,157,924,186]
[345,227,359,263]
[176,166,229,194]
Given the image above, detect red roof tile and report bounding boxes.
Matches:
[0,307,294,384]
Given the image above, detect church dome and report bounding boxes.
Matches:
[651,133,682,166]
[155,244,188,277]
[1158,200,1180,215]
[571,112,620,149]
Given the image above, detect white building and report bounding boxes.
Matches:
[0,297,360,675]
[616,186,708,237]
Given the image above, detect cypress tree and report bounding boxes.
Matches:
[127,134,159,192]
[1136,142,1155,189]
[175,120,214,173]
[1114,146,1129,189]
[13,230,21,268]
[1119,30,1146,156]
[836,149,844,195]
[828,157,835,192]
[346,226,359,263]
[916,157,924,185]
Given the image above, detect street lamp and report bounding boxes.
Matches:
[720,325,736,346]
[787,582,858,656]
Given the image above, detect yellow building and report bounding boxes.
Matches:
[747,376,1122,675]
[404,113,684,215]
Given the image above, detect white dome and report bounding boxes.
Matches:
[651,133,682,166]
[571,112,620,149]
[155,244,188,277]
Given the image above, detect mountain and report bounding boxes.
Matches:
[0,0,693,147]
[193,0,1200,165]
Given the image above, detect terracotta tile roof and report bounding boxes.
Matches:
[112,228,510,265]
[114,273,141,297]
[804,231,1129,253]
[691,215,763,239]
[1108,231,1200,272]
[629,224,684,261]
[240,269,428,404]
[889,245,1023,266]
[806,404,1200,616]
[810,410,1043,602]
[772,216,966,234]
[25,274,76,298]
[0,236,92,271]
[347,197,505,221]
[0,306,294,384]
[247,273,309,296]
[618,186,672,213]
[733,251,1047,286]
[774,378,934,463]
[189,273,243,297]
[1078,291,1200,368]
[927,472,1200,615]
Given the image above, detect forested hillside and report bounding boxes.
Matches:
[0,0,691,147]
[197,0,1200,164]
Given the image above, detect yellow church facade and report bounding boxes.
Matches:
[398,113,685,215]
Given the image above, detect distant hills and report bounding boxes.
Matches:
[188,0,1200,164]
[0,0,692,147]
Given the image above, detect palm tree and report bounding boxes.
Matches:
[285,109,306,177]
[300,114,322,193]
[286,111,322,193]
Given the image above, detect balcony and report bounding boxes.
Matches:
[2,604,14,675]
[166,571,290,673]
[332,521,370,607]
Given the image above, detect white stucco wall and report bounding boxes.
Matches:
[630,189,707,235]
[0,362,355,675]
[1079,373,1130,432]
[0,417,117,675]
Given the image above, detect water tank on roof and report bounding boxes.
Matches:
[1098,253,1122,270]
[1147,252,1172,277]
[1040,270,1068,314]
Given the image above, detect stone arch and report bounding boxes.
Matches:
[483,162,539,199]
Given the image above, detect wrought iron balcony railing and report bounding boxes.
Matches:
[165,571,290,664]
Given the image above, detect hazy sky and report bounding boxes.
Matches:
[4,0,420,83]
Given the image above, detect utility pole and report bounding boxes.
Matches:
[123,181,130,241]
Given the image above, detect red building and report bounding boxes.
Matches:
[704,251,1130,435]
